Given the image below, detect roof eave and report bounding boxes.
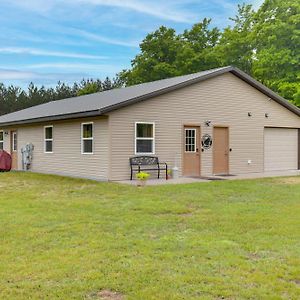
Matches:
[0,109,102,127]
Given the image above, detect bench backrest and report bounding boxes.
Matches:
[129,156,159,166]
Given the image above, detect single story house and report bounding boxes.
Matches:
[0,66,299,181]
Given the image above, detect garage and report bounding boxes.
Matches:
[264,128,299,171]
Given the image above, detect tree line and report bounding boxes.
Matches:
[0,0,299,116]
[0,78,122,116]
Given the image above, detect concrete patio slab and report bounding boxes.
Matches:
[117,177,210,186]
[116,170,300,185]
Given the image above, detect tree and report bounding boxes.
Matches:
[119,20,221,85]
[252,0,300,104]
[214,4,255,74]
[119,26,182,85]
[77,82,99,96]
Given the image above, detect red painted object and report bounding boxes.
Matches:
[0,150,12,171]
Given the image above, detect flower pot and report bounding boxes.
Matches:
[137,180,146,187]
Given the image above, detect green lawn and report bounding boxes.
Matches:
[0,173,299,299]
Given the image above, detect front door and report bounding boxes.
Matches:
[183,126,200,176]
[213,127,229,175]
[10,131,18,170]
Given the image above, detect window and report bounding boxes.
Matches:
[12,132,17,152]
[185,129,196,152]
[135,122,155,154]
[44,126,53,153]
[0,131,3,150]
[82,123,93,154]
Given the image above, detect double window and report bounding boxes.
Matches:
[0,131,3,150]
[81,123,93,154]
[44,126,53,153]
[135,122,155,154]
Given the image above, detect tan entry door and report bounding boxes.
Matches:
[213,127,229,175]
[183,126,200,176]
[10,131,18,170]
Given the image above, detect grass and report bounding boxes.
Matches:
[0,172,299,299]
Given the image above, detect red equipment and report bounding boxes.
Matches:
[0,150,12,171]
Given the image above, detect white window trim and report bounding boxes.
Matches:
[44,125,53,154]
[12,132,17,152]
[81,122,94,155]
[185,128,197,153]
[0,130,3,151]
[135,122,155,155]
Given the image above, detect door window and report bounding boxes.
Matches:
[185,129,196,152]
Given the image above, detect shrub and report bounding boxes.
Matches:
[136,172,150,181]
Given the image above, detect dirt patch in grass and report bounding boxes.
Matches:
[276,177,300,185]
[86,290,124,300]
[291,279,300,286]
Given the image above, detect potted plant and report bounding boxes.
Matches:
[136,171,150,186]
[167,169,172,179]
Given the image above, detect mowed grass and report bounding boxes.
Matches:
[0,173,299,299]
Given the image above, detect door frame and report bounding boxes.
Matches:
[182,124,201,177]
[213,125,230,175]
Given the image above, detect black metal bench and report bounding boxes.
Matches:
[129,156,168,180]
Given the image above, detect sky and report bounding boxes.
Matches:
[0,0,263,88]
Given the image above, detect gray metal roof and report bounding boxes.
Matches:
[0,66,299,126]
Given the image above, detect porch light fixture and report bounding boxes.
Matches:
[4,131,9,136]
[248,112,252,117]
[205,120,211,127]
[265,113,269,118]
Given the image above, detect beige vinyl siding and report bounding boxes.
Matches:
[108,73,300,180]
[14,117,109,180]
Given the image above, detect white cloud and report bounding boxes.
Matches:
[71,29,139,48]
[0,68,90,85]
[75,0,196,23]
[3,0,56,14]
[0,69,36,80]
[25,62,124,74]
[8,0,197,23]
[0,47,107,60]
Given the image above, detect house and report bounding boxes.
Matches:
[0,66,299,181]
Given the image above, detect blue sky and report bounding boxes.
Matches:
[0,0,263,87]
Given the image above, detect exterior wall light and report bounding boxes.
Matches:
[205,120,211,127]
[265,113,269,118]
[248,112,252,117]
[4,131,9,136]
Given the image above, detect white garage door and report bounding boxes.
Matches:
[264,128,298,171]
